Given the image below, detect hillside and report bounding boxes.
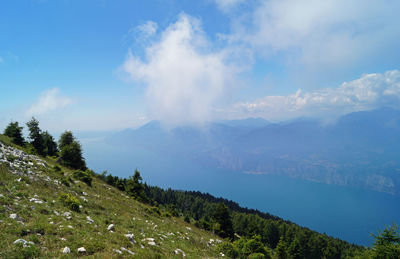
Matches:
[0,136,223,258]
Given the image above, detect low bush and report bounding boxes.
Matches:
[58,193,80,212]
[73,170,92,186]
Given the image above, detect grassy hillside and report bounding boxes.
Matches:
[0,135,223,258]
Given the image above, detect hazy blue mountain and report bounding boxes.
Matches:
[102,108,400,194]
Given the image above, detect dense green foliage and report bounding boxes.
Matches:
[41,130,58,157]
[3,121,25,146]
[58,192,81,212]
[26,117,45,155]
[72,169,93,186]
[369,224,400,258]
[59,131,86,170]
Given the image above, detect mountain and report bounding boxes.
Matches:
[104,108,400,195]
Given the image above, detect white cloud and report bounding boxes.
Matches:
[26,88,73,116]
[137,21,158,38]
[120,14,234,127]
[234,70,400,120]
[214,0,245,12]
[227,0,400,72]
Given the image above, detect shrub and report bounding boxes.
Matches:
[73,170,92,186]
[58,193,80,212]
[218,242,239,258]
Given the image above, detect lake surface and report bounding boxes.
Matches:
[83,140,400,246]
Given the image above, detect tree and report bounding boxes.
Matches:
[371,224,400,259]
[26,117,45,155]
[59,132,86,170]
[126,169,146,201]
[58,131,74,150]
[212,203,234,239]
[42,131,58,156]
[3,121,25,146]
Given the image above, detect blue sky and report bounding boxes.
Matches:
[1,0,400,132]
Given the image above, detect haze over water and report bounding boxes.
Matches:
[83,140,400,246]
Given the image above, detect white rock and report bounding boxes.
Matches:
[82,192,88,196]
[77,247,86,253]
[107,224,114,231]
[175,248,186,257]
[148,241,156,246]
[125,233,135,243]
[10,213,19,220]
[62,247,71,254]
[121,247,135,255]
[86,216,94,224]
[113,249,122,254]
[13,239,34,247]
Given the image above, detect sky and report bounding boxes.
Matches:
[1,0,400,132]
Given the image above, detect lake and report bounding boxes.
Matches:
[83,140,400,246]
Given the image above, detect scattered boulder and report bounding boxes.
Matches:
[62,247,71,254]
[13,239,34,247]
[107,224,114,231]
[125,233,135,243]
[86,216,94,224]
[9,213,20,220]
[121,247,135,255]
[77,247,86,253]
[174,248,186,257]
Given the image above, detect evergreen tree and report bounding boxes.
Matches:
[59,131,86,170]
[371,224,400,259]
[42,131,58,156]
[212,203,234,239]
[26,117,45,155]
[3,121,25,146]
[58,131,74,150]
[126,169,146,201]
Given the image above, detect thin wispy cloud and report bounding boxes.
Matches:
[214,0,245,12]
[223,0,400,80]
[26,88,73,116]
[233,70,400,121]
[121,14,235,127]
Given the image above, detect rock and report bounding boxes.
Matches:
[121,247,135,255]
[77,247,86,253]
[9,213,19,220]
[113,249,122,254]
[86,216,94,224]
[125,233,135,243]
[107,224,114,231]
[13,239,34,247]
[29,197,44,204]
[174,248,186,257]
[82,192,88,196]
[148,241,156,246]
[62,247,71,254]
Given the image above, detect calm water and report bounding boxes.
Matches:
[83,140,400,246]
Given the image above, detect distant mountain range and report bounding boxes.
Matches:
[105,108,400,195]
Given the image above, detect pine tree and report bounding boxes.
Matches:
[4,121,25,146]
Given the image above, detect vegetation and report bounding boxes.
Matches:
[59,131,86,170]
[3,121,25,146]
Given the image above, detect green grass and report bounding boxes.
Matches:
[0,135,224,258]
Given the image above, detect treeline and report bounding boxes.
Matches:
[96,172,364,258]
[3,118,86,170]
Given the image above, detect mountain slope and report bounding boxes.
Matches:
[0,137,223,258]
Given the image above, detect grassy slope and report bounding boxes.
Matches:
[0,135,223,258]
